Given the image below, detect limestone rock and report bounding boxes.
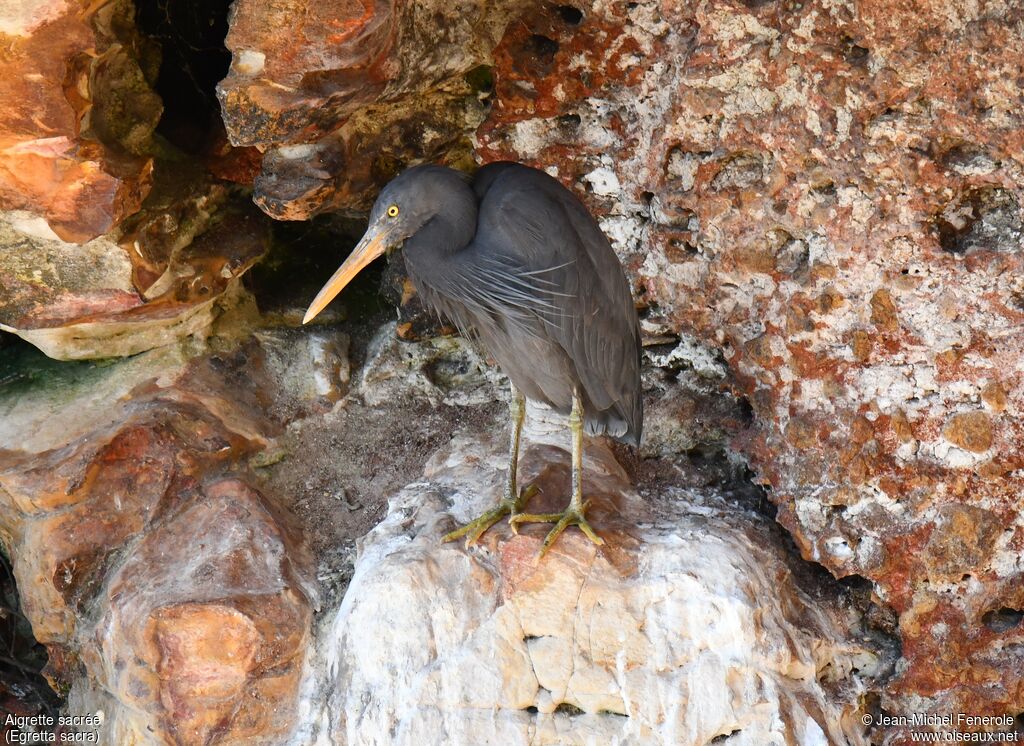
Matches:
[82,479,312,745]
[2,0,1022,737]
[0,329,322,744]
[0,190,270,360]
[256,327,352,410]
[0,0,159,243]
[0,3,274,362]
[473,0,1024,724]
[217,0,520,219]
[297,428,877,745]
[356,321,507,408]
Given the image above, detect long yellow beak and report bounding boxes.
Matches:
[302,223,393,324]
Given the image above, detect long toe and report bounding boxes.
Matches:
[576,514,605,546]
[509,511,565,528]
[503,499,606,556]
[442,499,517,545]
[539,514,575,557]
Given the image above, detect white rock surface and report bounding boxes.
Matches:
[357,322,508,408]
[293,428,873,745]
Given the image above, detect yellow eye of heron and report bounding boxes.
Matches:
[387,205,400,217]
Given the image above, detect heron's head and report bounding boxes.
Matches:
[303,165,471,324]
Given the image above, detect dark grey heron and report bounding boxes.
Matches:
[303,162,642,554]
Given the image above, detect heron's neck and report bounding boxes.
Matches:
[402,187,478,285]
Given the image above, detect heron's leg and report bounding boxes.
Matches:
[503,383,529,502]
[508,390,605,556]
[442,383,537,545]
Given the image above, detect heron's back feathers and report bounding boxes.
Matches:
[463,163,643,445]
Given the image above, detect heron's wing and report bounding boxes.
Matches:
[452,167,641,425]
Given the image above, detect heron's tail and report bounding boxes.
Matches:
[584,390,642,447]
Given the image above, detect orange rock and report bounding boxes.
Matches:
[0,3,276,362]
[890,409,914,444]
[217,0,524,220]
[785,416,818,449]
[869,289,898,331]
[474,0,1024,727]
[943,412,994,453]
[981,381,1008,412]
[152,604,260,720]
[91,479,312,745]
[849,330,873,361]
[0,0,158,242]
[0,341,315,743]
[0,196,270,360]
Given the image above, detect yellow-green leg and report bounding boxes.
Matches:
[508,389,604,556]
[442,383,537,545]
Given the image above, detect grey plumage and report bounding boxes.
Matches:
[387,162,642,446]
[302,160,644,551]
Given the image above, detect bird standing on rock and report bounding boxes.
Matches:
[303,162,642,554]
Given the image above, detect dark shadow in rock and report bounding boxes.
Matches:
[0,549,62,721]
[245,215,388,325]
[464,65,495,96]
[135,0,233,152]
[936,187,1023,255]
[556,5,584,25]
[983,607,1024,634]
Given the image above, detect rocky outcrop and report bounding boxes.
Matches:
[79,477,313,745]
[2,0,1023,741]
[0,324,320,743]
[222,0,1021,729]
[297,423,877,744]
[471,0,1024,728]
[0,1,271,361]
[4,303,853,744]
[217,0,521,220]
[0,0,159,243]
[0,188,269,360]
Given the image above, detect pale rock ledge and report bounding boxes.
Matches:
[294,420,873,745]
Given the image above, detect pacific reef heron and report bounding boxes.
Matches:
[303,162,642,554]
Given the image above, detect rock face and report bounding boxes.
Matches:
[0,0,159,243]
[217,0,520,219]
[470,0,1024,728]
[0,193,269,360]
[297,424,875,745]
[2,0,1023,741]
[0,1,272,361]
[83,478,312,745]
[0,327,319,744]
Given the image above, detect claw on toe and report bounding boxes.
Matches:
[442,484,539,546]
[441,501,511,545]
[508,500,605,557]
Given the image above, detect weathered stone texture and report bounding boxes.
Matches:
[0,334,319,744]
[0,187,270,360]
[3,0,1022,741]
[298,428,876,745]
[85,479,311,745]
[217,0,522,219]
[0,0,159,243]
[473,0,1024,728]
[0,2,274,361]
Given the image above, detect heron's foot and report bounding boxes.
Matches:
[442,484,539,546]
[508,500,604,557]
